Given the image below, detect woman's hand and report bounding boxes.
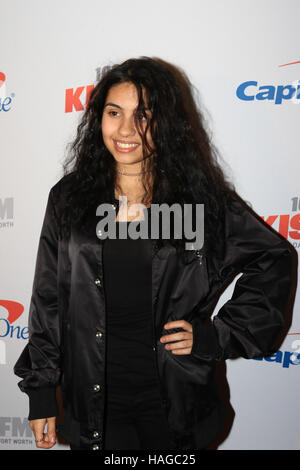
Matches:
[160,320,193,355]
[29,417,57,449]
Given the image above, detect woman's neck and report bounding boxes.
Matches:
[114,157,154,206]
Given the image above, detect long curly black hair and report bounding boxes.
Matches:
[59,56,242,260]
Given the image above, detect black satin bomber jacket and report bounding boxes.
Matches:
[13,175,294,450]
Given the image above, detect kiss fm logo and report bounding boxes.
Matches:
[0,72,15,112]
[236,60,300,104]
[0,417,33,446]
[0,197,14,229]
[65,83,94,113]
[261,196,300,249]
[64,66,107,113]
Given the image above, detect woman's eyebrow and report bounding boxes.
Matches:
[104,102,122,109]
[104,102,150,111]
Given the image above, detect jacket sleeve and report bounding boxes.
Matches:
[190,198,294,362]
[13,187,61,420]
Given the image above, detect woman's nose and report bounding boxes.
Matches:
[118,117,136,137]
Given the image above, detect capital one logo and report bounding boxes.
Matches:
[0,300,26,365]
[253,333,300,368]
[236,60,300,104]
[0,72,15,112]
[0,300,23,324]
[0,72,5,88]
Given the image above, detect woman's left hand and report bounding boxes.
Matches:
[160,320,193,355]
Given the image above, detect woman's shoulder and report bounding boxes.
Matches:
[49,173,75,204]
[51,172,74,193]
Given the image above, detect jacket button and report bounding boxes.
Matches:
[93,384,101,392]
[97,229,102,237]
[111,204,116,209]
[95,278,101,287]
[96,331,102,339]
[92,444,99,450]
[93,431,100,438]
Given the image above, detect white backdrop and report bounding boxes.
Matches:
[0,0,299,450]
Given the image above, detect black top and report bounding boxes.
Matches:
[103,208,160,396]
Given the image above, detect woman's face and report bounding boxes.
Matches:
[101,82,154,166]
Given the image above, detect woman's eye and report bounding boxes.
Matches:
[107,110,147,121]
[108,110,119,117]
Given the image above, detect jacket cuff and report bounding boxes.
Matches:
[27,387,59,421]
[190,317,222,361]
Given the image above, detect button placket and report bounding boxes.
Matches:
[90,429,103,450]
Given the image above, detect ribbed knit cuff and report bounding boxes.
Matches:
[27,387,59,421]
[190,317,221,361]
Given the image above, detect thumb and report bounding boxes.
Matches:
[44,417,56,444]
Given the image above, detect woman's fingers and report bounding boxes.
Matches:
[163,320,193,332]
[170,347,192,355]
[44,417,56,445]
[160,331,190,343]
[30,418,56,449]
[165,339,193,350]
[33,428,46,448]
[159,320,194,354]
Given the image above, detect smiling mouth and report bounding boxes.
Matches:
[113,140,140,150]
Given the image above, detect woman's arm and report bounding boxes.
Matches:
[190,198,295,361]
[13,187,61,420]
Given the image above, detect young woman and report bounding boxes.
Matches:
[14,57,294,451]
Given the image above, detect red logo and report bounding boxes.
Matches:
[278,60,300,67]
[262,213,300,240]
[65,84,94,113]
[0,72,6,88]
[0,300,24,324]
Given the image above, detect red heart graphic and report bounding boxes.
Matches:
[0,300,24,324]
[0,72,6,88]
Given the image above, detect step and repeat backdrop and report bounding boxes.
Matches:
[1,0,299,450]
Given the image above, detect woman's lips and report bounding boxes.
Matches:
[113,140,140,153]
